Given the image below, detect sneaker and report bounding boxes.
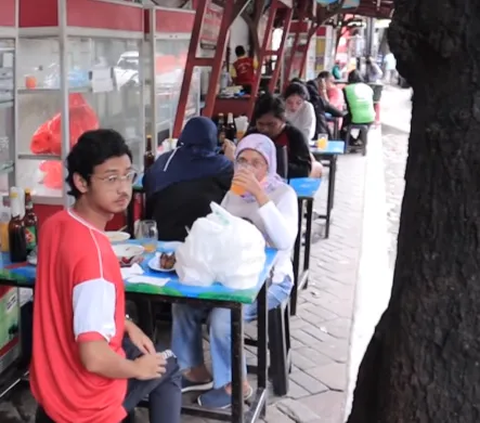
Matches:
[197,386,253,409]
[181,376,214,394]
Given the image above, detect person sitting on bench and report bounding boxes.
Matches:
[341,70,375,146]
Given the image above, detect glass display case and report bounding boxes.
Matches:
[0,40,15,197]
[16,36,144,203]
[154,35,200,144]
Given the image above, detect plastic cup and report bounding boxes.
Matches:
[317,134,328,150]
[230,182,246,196]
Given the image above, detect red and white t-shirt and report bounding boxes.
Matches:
[30,210,127,423]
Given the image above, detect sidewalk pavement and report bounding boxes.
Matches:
[1,131,386,422]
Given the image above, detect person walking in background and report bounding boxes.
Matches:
[231,45,257,94]
[383,52,397,84]
[364,56,383,83]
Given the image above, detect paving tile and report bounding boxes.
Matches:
[300,391,346,423]
[289,370,329,395]
[277,398,321,423]
[309,362,347,391]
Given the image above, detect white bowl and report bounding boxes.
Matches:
[112,243,144,266]
[106,231,131,243]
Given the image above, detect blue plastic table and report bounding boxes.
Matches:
[0,242,277,422]
[309,140,345,238]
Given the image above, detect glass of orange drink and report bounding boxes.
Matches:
[317,133,328,150]
[139,220,158,253]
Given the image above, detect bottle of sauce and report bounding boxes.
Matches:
[23,189,38,254]
[0,197,11,253]
[226,112,236,142]
[8,189,27,263]
[217,113,226,146]
[143,135,155,171]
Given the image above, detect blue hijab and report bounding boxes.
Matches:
[144,117,233,197]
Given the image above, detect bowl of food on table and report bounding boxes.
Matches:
[148,241,182,273]
[106,231,131,243]
[112,243,144,267]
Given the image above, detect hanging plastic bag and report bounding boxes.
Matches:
[175,202,266,290]
[30,94,99,189]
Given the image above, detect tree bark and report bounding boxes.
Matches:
[347,1,480,422]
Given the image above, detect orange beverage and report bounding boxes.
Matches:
[230,182,246,196]
[317,134,328,150]
[142,241,157,254]
[236,130,245,141]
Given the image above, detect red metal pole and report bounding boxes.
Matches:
[246,0,278,120]
[282,1,307,91]
[172,0,209,137]
[269,7,293,93]
[202,0,236,118]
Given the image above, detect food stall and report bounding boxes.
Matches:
[17,0,145,226]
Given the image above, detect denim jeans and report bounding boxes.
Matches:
[171,276,292,389]
[35,337,182,423]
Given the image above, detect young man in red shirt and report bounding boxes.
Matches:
[30,129,181,423]
[231,45,257,94]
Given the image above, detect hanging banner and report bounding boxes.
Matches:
[200,1,223,48]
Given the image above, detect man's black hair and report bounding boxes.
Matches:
[348,69,364,84]
[66,129,132,199]
[284,82,310,101]
[317,70,331,79]
[235,45,246,57]
[252,92,286,123]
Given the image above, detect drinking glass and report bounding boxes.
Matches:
[317,133,328,149]
[139,220,158,253]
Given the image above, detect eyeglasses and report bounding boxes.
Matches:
[92,170,137,188]
[236,157,266,171]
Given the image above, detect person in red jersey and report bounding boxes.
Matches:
[231,45,257,94]
[30,129,181,423]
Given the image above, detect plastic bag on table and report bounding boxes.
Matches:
[175,202,266,290]
[30,94,99,189]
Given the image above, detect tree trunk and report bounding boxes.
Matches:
[347,1,480,422]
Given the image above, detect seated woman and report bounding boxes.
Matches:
[341,70,376,146]
[143,117,234,241]
[171,134,298,409]
[245,92,314,178]
[284,82,316,142]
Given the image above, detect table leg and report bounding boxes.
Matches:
[291,199,304,316]
[325,157,336,239]
[303,199,314,289]
[257,282,268,417]
[231,305,245,423]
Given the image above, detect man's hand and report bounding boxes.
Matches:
[134,353,166,380]
[125,320,156,355]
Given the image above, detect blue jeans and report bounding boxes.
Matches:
[171,276,292,389]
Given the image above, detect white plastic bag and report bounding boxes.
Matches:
[175,202,266,289]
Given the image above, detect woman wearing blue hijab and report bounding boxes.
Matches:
[144,117,234,241]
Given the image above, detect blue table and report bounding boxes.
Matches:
[287,178,321,315]
[309,140,345,238]
[0,243,277,422]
